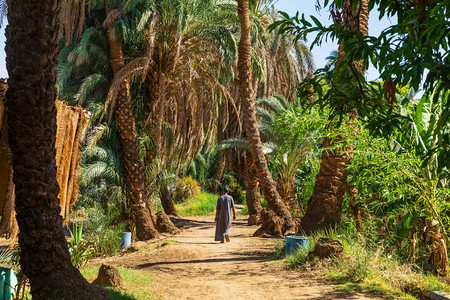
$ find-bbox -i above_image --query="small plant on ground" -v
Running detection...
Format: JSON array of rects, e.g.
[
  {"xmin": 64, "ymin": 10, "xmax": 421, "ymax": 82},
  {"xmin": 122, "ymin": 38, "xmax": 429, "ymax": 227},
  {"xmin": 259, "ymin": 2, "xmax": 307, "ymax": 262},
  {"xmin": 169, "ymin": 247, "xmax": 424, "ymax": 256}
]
[
  {"xmin": 280, "ymin": 225, "xmax": 450, "ymax": 299},
  {"xmin": 272, "ymin": 239, "xmax": 286, "ymax": 260},
  {"xmin": 68, "ymin": 223, "xmax": 93, "ymax": 269}
]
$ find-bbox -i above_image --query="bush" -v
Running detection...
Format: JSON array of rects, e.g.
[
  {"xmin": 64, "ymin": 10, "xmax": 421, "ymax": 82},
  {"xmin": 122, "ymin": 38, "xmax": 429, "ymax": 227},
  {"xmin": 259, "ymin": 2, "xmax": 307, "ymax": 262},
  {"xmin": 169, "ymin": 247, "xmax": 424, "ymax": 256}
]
[
  {"xmin": 174, "ymin": 176, "xmax": 201, "ymax": 203},
  {"xmin": 81, "ymin": 204, "xmax": 127, "ymax": 256},
  {"xmin": 68, "ymin": 223, "xmax": 93, "ymax": 269},
  {"xmin": 176, "ymin": 193, "xmax": 218, "ymax": 216},
  {"xmin": 280, "ymin": 225, "xmax": 450, "ymax": 298},
  {"xmin": 221, "ymin": 172, "xmax": 245, "ymax": 204}
]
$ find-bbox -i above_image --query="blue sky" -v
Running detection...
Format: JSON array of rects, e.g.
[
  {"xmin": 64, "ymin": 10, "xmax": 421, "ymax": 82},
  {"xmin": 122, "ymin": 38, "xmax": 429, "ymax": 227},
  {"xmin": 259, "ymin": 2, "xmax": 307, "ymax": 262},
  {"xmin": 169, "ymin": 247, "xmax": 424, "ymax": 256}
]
[
  {"xmin": 0, "ymin": 1, "xmax": 395, "ymax": 81},
  {"xmin": 274, "ymin": 0, "xmax": 396, "ymax": 81}
]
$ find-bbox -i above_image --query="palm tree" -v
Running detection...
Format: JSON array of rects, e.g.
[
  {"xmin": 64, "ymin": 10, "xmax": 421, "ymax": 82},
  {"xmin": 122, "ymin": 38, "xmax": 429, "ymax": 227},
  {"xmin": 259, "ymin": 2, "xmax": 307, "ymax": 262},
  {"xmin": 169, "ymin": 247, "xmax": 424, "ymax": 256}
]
[
  {"xmin": 217, "ymin": 0, "xmax": 314, "ymax": 215},
  {"xmin": 104, "ymin": 1, "xmax": 159, "ymax": 241},
  {"xmin": 103, "ymin": 0, "xmax": 240, "ymax": 214},
  {"xmin": 58, "ymin": 0, "xmax": 160, "ymax": 240},
  {"xmin": 238, "ymin": 0, "xmax": 295, "ymax": 235},
  {"xmin": 4, "ymin": 0, "xmax": 106, "ymax": 298},
  {"xmin": 301, "ymin": 0, "xmax": 369, "ymax": 234},
  {"xmin": 221, "ymin": 95, "xmax": 323, "ymax": 222}
]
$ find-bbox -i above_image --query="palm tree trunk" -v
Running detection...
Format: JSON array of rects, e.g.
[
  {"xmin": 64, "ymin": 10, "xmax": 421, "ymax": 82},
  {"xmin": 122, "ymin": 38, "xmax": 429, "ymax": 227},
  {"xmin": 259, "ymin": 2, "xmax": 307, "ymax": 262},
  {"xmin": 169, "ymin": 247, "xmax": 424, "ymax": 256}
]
[
  {"xmin": 237, "ymin": 0, "xmax": 294, "ymax": 235},
  {"xmin": 5, "ymin": 1, "xmax": 106, "ymax": 298},
  {"xmin": 214, "ymin": 153, "xmax": 226, "ymax": 189},
  {"xmin": 301, "ymin": 0, "xmax": 369, "ymax": 234},
  {"xmin": 106, "ymin": 11, "xmax": 159, "ymax": 241},
  {"xmin": 301, "ymin": 137, "xmax": 354, "ymax": 233},
  {"xmin": 244, "ymin": 153, "xmax": 262, "ymax": 225},
  {"xmin": 159, "ymin": 186, "xmax": 180, "ymax": 217}
]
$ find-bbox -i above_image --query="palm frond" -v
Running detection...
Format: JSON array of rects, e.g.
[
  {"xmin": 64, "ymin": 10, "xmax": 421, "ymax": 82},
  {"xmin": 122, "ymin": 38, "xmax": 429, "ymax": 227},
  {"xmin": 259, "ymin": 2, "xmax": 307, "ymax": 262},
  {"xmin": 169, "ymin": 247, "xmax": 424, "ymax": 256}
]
[{"xmin": 219, "ymin": 138, "xmax": 249, "ymax": 151}]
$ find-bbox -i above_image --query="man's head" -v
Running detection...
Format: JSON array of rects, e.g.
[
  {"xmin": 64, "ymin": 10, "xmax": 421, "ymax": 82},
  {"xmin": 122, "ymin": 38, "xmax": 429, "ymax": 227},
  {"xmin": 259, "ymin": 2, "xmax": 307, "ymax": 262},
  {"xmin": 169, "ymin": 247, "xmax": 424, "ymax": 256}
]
[{"xmin": 222, "ymin": 187, "xmax": 229, "ymax": 194}]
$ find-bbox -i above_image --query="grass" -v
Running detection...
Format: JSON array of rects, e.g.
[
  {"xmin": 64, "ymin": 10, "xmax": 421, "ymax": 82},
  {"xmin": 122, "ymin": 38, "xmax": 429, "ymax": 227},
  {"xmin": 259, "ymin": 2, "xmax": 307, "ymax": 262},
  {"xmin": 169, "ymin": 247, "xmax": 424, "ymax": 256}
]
[
  {"xmin": 238, "ymin": 197, "xmax": 269, "ymax": 215},
  {"xmin": 175, "ymin": 192, "xmax": 218, "ymax": 216},
  {"xmin": 81, "ymin": 265, "xmax": 159, "ymax": 300},
  {"xmin": 274, "ymin": 228, "xmax": 450, "ymax": 300},
  {"xmin": 159, "ymin": 240, "xmax": 176, "ymax": 247}
]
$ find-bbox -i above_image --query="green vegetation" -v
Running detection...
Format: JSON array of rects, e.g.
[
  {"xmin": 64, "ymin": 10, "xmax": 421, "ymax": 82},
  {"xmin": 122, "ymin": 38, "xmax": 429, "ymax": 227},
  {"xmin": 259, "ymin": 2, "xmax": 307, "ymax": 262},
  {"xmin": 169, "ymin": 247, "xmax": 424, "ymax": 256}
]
[
  {"xmin": 81, "ymin": 266, "xmax": 159, "ymax": 300},
  {"xmin": 239, "ymin": 198, "xmax": 269, "ymax": 215},
  {"xmin": 277, "ymin": 225, "xmax": 450, "ymax": 300},
  {"xmin": 175, "ymin": 193, "xmax": 219, "ymax": 216},
  {"xmin": 4, "ymin": 0, "xmax": 448, "ymax": 298},
  {"xmin": 72, "ymin": 204, "xmax": 127, "ymax": 257},
  {"xmin": 174, "ymin": 176, "xmax": 201, "ymax": 203},
  {"xmin": 68, "ymin": 223, "xmax": 93, "ymax": 269}
]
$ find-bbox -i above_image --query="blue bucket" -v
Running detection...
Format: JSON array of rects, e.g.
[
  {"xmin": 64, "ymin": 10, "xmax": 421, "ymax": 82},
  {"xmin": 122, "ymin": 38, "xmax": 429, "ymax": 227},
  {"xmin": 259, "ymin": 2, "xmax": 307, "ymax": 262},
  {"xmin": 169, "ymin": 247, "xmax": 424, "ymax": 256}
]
[
  {"xmin": 285, "ymin": 236, "xmax": 309, "ymax": 256},
  {"xmin": 119, "ymin": 232, "xmax": 132, "ymax": 249},
  {"xmin": 0, "ymin": 267, "xmax": 17, "ymax": 300}
]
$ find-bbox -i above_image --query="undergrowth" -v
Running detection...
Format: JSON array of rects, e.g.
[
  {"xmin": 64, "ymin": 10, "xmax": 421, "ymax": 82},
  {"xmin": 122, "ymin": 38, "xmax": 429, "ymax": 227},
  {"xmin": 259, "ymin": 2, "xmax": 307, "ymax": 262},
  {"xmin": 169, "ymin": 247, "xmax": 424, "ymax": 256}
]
[
  {"xmin": 278, "ymin": 228, "xmax": 450, "ymax": 300},
  {"xmin": 238, "ymin": 198, "xmax": 269, "ymax": 215},
  {"xmin": 175, "ymin": 192, "xmax": 218, "ymax": 216}
]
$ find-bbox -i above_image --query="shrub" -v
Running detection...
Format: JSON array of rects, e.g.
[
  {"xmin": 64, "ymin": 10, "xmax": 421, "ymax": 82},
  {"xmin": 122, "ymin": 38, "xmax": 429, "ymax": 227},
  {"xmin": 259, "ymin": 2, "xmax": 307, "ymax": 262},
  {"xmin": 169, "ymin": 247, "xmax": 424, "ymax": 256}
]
[
  {"xmin": 174, "ymin": 176, "xmax": 201, "ymax": 203},
  {"xmin": 68, "ymin": 223, "xmax": 93, "ymax": 269},
  {"xmin": 81, "ymin": 204, "xmax": 127, "ymax": 256},
  {"xmin": 221, "ymin": 173, "xmax": 245, "ymax": 204}
]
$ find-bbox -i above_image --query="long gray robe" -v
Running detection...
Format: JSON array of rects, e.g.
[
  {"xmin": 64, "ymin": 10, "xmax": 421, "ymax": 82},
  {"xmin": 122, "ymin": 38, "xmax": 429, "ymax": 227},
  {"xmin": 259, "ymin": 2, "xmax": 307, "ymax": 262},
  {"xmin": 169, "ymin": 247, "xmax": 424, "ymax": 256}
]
[{"xmin": 214, "ymin": 194, "xmax": 235, "ymax": 241}]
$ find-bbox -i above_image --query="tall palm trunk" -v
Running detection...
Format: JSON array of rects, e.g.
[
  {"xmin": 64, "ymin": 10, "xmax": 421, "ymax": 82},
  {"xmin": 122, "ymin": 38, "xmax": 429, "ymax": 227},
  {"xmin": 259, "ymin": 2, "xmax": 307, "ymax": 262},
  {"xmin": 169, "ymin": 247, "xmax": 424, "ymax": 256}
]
[
  {"xmin": 159, "ymin": 186, "xmax": 180, "ymax": 217},
  {"xmin": 106, "ymin": 12, "xmax": 159, "ymax": 241},
  {"xmin": 5, "ymin": 0, "xmax": 106, "ymax": 298},
  {"xmin": 301, "ymin": 0, "xmax": 369, "ymax": 234},
  {"xmin": 237, "ymin": 0, "xmax": 294, "ymax": 234},
  {"xmin": 214, "ymin": 151, "xmax": 226, "ymax": 194},
  {"xmin": 244, "ymin": 153, "xmax": 262, "ymax": 225}
]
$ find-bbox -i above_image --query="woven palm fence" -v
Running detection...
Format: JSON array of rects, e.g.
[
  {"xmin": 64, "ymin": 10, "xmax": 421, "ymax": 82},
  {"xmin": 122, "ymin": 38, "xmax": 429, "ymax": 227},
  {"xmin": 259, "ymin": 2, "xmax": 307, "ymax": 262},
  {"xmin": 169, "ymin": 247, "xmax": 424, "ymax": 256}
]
[{"xmin": 0, "ymin": 79, "xmax": 88, "ymax": 238}]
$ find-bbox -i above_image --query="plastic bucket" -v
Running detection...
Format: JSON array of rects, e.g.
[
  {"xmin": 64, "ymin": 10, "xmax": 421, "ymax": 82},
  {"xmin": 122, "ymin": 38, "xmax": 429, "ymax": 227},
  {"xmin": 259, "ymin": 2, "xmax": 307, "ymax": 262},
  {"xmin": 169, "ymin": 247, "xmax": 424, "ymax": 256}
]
[
  {"xmin": 285, "ymin": 236, "xmax": 309, "ymax": 256},
  {"xmin": 0, "ymin": 267, "xmax": 17, "ymax": 299},
  {"xmin": 119, "ymin": 232, "xmax": 132, "ymax": 249}
]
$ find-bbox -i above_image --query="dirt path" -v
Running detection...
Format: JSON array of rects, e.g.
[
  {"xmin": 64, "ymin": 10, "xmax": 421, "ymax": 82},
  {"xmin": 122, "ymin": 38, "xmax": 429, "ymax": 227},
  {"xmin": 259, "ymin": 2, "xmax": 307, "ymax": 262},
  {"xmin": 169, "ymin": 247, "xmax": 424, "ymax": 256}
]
[{"xmin": 93, "ymin": 215, "xmax": 384, "ymax": 300}]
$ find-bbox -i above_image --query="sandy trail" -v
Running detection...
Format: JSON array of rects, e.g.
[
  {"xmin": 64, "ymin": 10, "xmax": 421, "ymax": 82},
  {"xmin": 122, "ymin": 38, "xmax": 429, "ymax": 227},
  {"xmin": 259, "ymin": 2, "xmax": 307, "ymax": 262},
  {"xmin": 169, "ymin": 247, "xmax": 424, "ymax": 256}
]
[{"xmin": 93, "ymin": 215, "xmax": 384, "ymax": 300}]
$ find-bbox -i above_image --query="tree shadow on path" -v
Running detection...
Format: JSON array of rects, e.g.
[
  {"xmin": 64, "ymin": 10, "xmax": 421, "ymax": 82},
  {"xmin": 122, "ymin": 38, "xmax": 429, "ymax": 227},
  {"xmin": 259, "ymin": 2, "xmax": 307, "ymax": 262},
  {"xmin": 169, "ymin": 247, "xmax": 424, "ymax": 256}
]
[{"xmin": 135, "ymin": 255, "xmax": 267, "ymax": 269}]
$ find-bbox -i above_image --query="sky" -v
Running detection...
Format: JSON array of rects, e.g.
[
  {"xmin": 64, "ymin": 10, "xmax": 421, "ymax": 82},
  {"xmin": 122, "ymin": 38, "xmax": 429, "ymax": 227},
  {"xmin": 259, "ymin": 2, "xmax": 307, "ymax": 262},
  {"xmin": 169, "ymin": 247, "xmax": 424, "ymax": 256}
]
[
  {"xmin": 274, "ymin": 0, "xmax": 396, "ymax": 81},
  {"xmin": 0, "ymin": 1, "xmax": 396, "ymax": 81}
]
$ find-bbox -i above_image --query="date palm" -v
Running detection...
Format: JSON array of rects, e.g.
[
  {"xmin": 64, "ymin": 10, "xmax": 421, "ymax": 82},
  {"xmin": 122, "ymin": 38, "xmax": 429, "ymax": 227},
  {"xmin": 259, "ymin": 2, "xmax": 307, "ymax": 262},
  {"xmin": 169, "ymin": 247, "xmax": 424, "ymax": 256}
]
[
  {"xmin": 217, "ymin": 0, "xmax": 314, "ymax": 213},
  {"xmin": 221, "ymin": 95, "xmax": 323, "ymax": 222},
  {"xmin": 301, "ymin": 0, "xmax": 369, "ymax": 234},
  {"xmin": 102, "ymin": 0, "xmax": 239, "ymax": 215},
  {"xmin": 5, "ymin": 0, "xmax": 106, "ymax": 298},
  {"xmin": 58, "ymin": 0, "xmax": 160, "ymax": 240},
  {"xmin": 237, "ymin": 0, "xmax": 294, "ymax": 234}
]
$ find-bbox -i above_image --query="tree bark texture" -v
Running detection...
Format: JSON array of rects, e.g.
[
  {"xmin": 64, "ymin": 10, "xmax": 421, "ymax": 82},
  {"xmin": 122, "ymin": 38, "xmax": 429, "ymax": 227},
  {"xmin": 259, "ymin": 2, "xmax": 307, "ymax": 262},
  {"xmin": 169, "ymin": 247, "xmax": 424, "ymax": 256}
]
[
  {"xmin": 215, "ymin": 153, "xmax": 226, "ymax": 186},
  {"xmin": 106, "ymin": 13, "xmax": 159, "ymax": 241},
  {"xmin": 244, "ymin": 153, "xmax": 262, "ymax": 224},
  {"xmin": 5, "ymin": 1, "xmax": 106, "ymax": 298},
  {"xmin": 348, "ymin": 185, "xmax": 363, "ymax": 232},
  {"xmin": 159, "ymin": 186, "xmax": 180, "ymax": 217},
  {"xmin": 237, "ymin": 0, "xmax": 294, "ymax": 234},
  {"xmin": 301, "ymin": 0, "xmax": 369, "ymax": 235}
]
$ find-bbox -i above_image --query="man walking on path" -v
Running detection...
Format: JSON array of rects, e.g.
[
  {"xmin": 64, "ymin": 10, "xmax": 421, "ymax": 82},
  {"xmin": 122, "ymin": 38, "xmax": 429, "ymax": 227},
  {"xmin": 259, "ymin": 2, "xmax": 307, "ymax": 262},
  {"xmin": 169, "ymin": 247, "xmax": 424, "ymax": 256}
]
[{"xmin": 215, "ymin": 187, "xmax": 236, "ymax": 243}]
